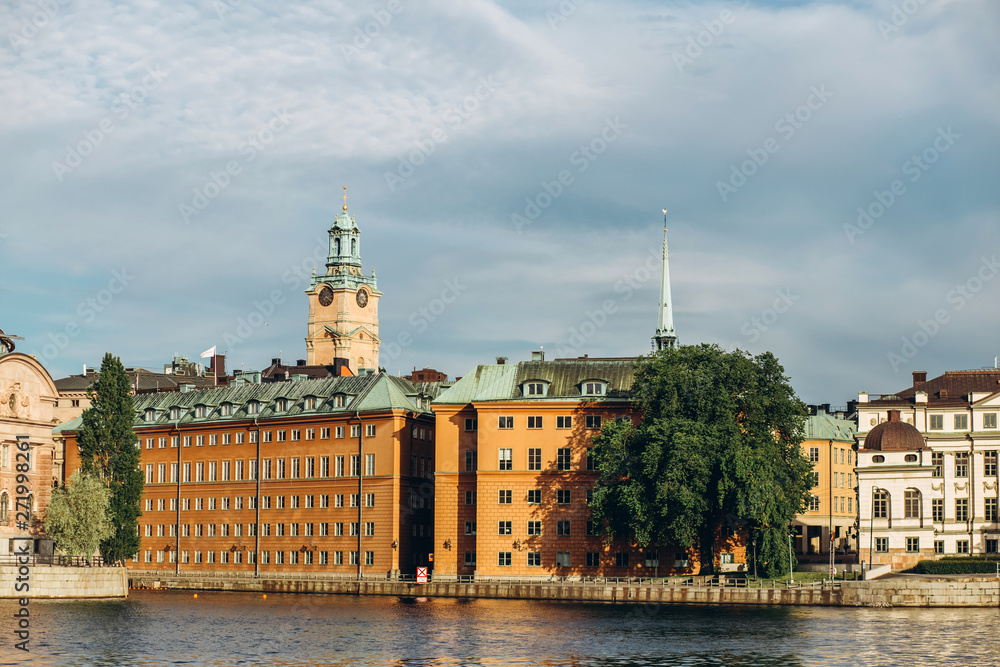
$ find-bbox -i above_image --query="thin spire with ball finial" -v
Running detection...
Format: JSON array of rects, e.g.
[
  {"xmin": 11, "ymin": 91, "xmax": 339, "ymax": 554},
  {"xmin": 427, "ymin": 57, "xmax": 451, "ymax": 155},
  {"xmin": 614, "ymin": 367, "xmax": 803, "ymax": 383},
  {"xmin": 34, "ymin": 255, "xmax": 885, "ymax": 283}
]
[{"xmin": 653, "ymin": 208, "xmax": 677, "ymax": 351}]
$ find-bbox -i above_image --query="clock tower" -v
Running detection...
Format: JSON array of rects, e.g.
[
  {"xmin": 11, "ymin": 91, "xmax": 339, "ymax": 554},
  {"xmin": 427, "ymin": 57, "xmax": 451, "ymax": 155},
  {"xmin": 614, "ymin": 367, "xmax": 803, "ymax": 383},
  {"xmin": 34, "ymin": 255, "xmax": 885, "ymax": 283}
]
[{"xmin": 304, "ymin": 188, "xmax": 381, "ymax": 373}]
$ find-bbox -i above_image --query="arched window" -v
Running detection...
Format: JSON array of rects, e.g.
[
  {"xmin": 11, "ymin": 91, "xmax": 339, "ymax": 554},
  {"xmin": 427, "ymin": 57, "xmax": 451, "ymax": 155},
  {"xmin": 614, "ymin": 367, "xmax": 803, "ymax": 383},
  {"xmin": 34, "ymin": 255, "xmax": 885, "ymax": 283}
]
[
  {"xmin": 351, "ymin": 238, "xmax": 357, "ymax": 256},
  {"xmin": 0, "ymin": 493, "xmax": 8, "ymax": 522},
  {"xmin": 904, "ymin": 489, "xmax": 921, "ymax": 518},
  {"xmin": 335, "ymin": 238, "xmax": 341, "ymax": 255},
  {"xmin": 873, "ymin": 491, "xmax": 889, "ymax": 519}
]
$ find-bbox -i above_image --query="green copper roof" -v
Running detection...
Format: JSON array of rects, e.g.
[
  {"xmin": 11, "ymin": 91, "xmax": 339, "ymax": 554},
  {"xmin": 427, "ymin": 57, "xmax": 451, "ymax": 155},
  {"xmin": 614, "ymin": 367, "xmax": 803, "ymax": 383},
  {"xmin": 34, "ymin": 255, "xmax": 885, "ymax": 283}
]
[
  {"xmin": 803, "ymin": 412, "xmax": 857, "ymax": 442},
  {"xmin": 434, "ymin": 358, "xmax": 637, "ymax": 405}
]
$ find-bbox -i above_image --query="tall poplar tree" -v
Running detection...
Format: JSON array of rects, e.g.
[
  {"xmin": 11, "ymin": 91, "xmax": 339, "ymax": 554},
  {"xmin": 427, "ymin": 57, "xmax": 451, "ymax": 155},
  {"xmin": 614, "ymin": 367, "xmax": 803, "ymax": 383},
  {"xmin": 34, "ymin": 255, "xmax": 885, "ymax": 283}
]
[
  {"xmin": 589, "ymin": 344, "xmax": 812, "ymax": 578},
  {"xmin": 77, "ymin": 353, "xmax": 143, "ymax": 565}
]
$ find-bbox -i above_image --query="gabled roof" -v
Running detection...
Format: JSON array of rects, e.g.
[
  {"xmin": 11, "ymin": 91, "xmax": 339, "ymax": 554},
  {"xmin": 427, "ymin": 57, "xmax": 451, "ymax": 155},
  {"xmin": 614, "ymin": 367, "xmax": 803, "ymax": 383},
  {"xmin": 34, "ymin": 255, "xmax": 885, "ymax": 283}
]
[{"xmin": 803, "ymin": 412, "xmax": 857, "ymax": 443}]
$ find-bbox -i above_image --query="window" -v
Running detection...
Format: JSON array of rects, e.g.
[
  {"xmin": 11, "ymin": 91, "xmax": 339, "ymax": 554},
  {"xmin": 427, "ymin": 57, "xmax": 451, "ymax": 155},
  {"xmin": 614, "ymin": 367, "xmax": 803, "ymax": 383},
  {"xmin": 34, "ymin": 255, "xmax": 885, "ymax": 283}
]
[
  {"xmin": 986, "ymin": 498, "xmax": 997, "ymax": 522},
  {"xmin": 498, "ymin": 416, "xmax": 513, "ymax": 429},
  {"xmin": 350, "ymin": 455, "xmax": 360, "ymax": 476},
  {"xmin": 498, "ymin": 521, "xmax": 512, "ymax": 535},
  {"xmin": 808, "ymin": 447, "xmax": 820, "ymax": 463},
  {"xmin": 261, "ymin": 432, "xmax": 270, "ymax": 444},
  {"xmin": 527, "ymin": 416, "xmax": 542, "ymax": 429},
  {"xmin": 615, "ymin": 552, "xmax": 630, "ymax": 567},
  {"xmin": 527, "ymin": 489, "xmax": 541, "ymax": 504},
  {"xmin": 932, "ymin": 498, "xmax": 944, "ymax": 522},
  {"xmin": 498, "ymin": 448, "xmax": 512, "ymax": 471},
  {"xmin": 557, "ymin": 489, "xmax": 571, "ymax": 504},
  {"xmin": 464, "ymin": 552, "xmax": 476, "ymax": 567},
  {"xmin": 956, "ymin": 453, "xmax": 969, "ymax": 478},
  {"xmin": 932, "ymin": 452, "xmax": 943, "ymax": 477},
  {"xmin": 586, "ymin": 415, "xmax": 602, "ymax": 429},
  {"xmin": 848, "ymin": 497, "xmax": 853, "ymax": 513},
  {"xmin": 557, "ymin": 521, "xmax": 571, "ymax": 536},
  {"xmin": 904, "ymin": 454, "xmax": 917, "ymax": 462},
  {"xmin": 582, "ymin": 552, "xmax": 598, "ymax": 567},
  {"xmin": 365, "ymin": 522, "xmax": 374, "ymax": 537},
  {"xmin": 552, "ymin": 416, "xmax": 572, "ymax": 430},
  {"xmin": 929, "ymin": 414, "xmax": 943, "ymax": 430},
  {"xmin": 986, "ymin": 413, "xmax": 998, "ymax": 429},
  {"xmin": 987, "ymin": 539, "xmax": 999, "ymax": 554},
  {"xmin": 873, "ymin": 491, "xmax": 887, "ymax": 518},
  {"xmin": 527, "ymin": 448, "xmax": 541, "ymax": 471},
  {"xmin": 644, "ymin": 551, "xmax": 659, "ymax": 568},
  {"xmin": 811, "ymin": 472, "xmax": 820, "ymax": 487},
  {"xmin": 335, "ymin": 494, "xmax": 344, "ymax": 508},
  {"xmin": 956, "ymin": 540, "xmax": 970, "ymax": 554},
  {"xmin": 350, "ymin": 493, "xmax": 359, "ymax": 508},
  {"xmin": 875, "ymin": 537, "xmax": 888, "ymax": 553},
  {"xmin": 905, "ymin": 537, "xmax": 920, "ymax": 553},
  {"xmin": 465, "ymin": 451, "xmax": 477, "ymax": 472},
  {"xmin": 465, "ymin": 491, "xmax": 476, "ymax": 505},
  {"xmin": 320, "ymin": 457, "xmax": 329, "ymax": 477},
  {"xmin": 526, "ymin": 382, "xmax": 544, "ymax": 395},
  {"xmin": 498, "ymin": 552, "xmax": 512, "ymax": 567},
  {"xmin": 365, "ymin": 493, "xmax": 374, "ymax": 508},
  {"xmin": 954, "ymin": 414, "xmax": 968, "ymax": 430},
  {"xmin": 349, "ymin": 522, "xmax": 359, "ymax": 537},
  {"xmin": 365, "ymin": 454, "xmax": 375, "ymax": 476},
  {"xmin": 556, "ymin": 552, "xmax": 571, "ymax": 567},
  {"xmin": 365, "ymin": 424, "xmax": 376, "ymax": 438},
  {"xmin": 557, "ymin": 448, "xmax": 572, "ymax": 471},
  {"xmin": 956, "ymin": 498, "xmax": 969, "ymax": 522},
  {"xmin": 720, "ymin": 552, "xmax": 733, "ymax": 564},
  {"xmin": 904, "ymin": 490, "xmax": 920, "ymax": 518},
  {"xmin": 334, "ymin": 523, "xmax": 343, "ymax": 536},
  {"xmin": 306, "ymin": 457, "xmax": 315, "ymax": 478},
  {"xmin": 527, "ymin": 521, "xmax": 541, "ymax": 536},
  {"xmin": 464, "ymin": 418, "xmax": 478, "ymax": 431},
  {"xmin": 351, "ymin": 425, "xmax": 361, "ymax": 438},
  {"xmin": 986, "ymin": 451, "xmax": 998, "ymax": 477},
  {"xmin": 499, "ymin": 490, "xmax": 512, "ymax": 504},
  {"xmin": 934, "ymin": 540, "xmax": 944, "ymax": 554},
  {"xmin": 335, "ymin": 456, "xmax": 344, "ymax": 477},
  {"xmin": 527, "ymin": 551, "xmax": 541, "ymax": 567},
  {"xmin": 584, "ymin": 382, "xmax": 604, "ymax": 395},
  {"xmin": 872, "ymin": 455, "xmax": 885, "ymax": 463},
  {"xmin": 809, "ymin": 495, "xmax": 820, "ymax": 512},
  {"xmin": 465, "ymin": 522, "xmax": 476, "ymax": 536}
]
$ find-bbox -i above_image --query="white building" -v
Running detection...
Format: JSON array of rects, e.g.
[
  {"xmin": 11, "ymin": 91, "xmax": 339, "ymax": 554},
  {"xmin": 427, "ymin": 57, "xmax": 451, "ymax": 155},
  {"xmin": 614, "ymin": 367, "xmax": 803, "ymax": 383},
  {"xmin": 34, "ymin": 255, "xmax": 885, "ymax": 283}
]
[{"xmin": 856, "ymin": 370, "xmax": 1000, "ymax": 570}]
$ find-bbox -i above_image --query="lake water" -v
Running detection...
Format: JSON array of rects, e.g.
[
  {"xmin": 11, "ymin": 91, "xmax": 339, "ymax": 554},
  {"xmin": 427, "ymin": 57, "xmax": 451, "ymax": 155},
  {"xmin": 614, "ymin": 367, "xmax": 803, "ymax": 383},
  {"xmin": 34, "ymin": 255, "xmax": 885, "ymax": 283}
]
[{"xmin": 1, "ymin": 591, "xmax": 997, "ymax": 666}]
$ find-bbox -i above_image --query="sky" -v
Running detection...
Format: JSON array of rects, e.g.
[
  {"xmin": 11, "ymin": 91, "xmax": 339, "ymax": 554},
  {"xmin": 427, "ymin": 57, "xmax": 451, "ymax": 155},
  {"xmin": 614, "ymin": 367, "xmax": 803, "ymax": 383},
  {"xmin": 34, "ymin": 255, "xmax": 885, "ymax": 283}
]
[{"xmin": 2, "ymin": 0, "xmax": 998, "ymax": 406}]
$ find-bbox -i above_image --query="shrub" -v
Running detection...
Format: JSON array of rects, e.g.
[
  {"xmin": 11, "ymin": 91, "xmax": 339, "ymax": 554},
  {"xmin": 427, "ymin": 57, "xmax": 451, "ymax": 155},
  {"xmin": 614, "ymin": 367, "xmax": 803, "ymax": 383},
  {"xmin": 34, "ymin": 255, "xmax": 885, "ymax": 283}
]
[{"xmin": 913, "ymin": 559, "xmax": 1000, "ymax": 574}]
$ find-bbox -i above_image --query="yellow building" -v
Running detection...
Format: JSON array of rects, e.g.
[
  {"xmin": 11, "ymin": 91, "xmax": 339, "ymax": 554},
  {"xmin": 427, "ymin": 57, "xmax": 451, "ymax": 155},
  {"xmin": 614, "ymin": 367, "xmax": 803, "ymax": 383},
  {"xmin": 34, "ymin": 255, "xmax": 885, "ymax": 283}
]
[{"xmin": 793, "ymin": 407, "xmax": 858, "ymax": 558}]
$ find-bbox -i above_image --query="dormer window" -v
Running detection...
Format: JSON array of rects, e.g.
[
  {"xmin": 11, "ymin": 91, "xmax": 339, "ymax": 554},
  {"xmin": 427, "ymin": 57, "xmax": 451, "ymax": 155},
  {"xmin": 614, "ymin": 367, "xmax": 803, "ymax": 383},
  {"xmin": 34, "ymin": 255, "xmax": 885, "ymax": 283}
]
[
  {"xmin": 582, "ymin": 381, "xmax": 606, "ymax": 396},
  {"xmin": 221, "ymin": 403, "xmax": 232, "ymax": 417},
  {"xmin": 275, "ymin": 399, "xmax": 287, "ymax": 412},
  {"xmin": 526, "ymin": 383, "xmax": 544, "ymax": 396},
  {"xmin": 144, "ymin": 409, "xmax": 156, "ymax": 422},
  {"xmin": 304, "ymin": 397, "xmax": 316, "ymax": 410},
  {"xmin": 247, "ymin": 401, "xmax": 260, "ymax": 415},
  {"xmin": 169, "ymin": 407, "xmax": 181, "ymax": 420},
  {"xmin": 334, "ymin": 395, "xmax": 346, "ymax": 408},
  {"xmin": 195, "ymin": 405, "xmax": 207, "ymax": 419}
]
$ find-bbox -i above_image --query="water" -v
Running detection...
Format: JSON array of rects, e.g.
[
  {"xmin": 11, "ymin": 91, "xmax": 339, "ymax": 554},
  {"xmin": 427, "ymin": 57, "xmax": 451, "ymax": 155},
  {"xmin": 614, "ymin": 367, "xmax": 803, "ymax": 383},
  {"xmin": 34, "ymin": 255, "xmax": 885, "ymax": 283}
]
[{"xmin": 1, "ymin": 591, "xmax": 998, "ymax": 666}]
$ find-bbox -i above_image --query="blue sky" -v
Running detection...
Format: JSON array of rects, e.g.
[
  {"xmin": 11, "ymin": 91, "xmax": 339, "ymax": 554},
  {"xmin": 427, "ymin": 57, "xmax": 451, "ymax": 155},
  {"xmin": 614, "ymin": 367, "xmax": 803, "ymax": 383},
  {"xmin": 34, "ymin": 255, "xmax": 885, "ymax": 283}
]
[{"xmin": 2, "ymin": 0, "xmax": 997, "ymax": 405}]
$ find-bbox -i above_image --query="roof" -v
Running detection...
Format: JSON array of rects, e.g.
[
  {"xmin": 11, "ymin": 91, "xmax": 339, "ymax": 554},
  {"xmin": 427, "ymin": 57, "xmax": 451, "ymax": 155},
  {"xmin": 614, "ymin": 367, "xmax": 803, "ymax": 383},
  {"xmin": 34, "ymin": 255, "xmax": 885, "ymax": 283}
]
[
  {"xmin": 803, "ymin": 412, "xmax": 857, "ymax": 442},
  {"xmin": 870, "ymin": 369, "xmax": 1000, "ymax": 408},
  {"xmin": 862, "ymin": 412, "xmax": 925, "ymax": 451},
  {"xmin": 54, "ymin": 369, "xmax": 216, "ymax": 394},
  {"xmin": 434, "ymin": 358, "xmax": 637, "ymax": 405},
  {"xmin": 54, "ymin": 373, "xmax": 433, "ymax": 434}
]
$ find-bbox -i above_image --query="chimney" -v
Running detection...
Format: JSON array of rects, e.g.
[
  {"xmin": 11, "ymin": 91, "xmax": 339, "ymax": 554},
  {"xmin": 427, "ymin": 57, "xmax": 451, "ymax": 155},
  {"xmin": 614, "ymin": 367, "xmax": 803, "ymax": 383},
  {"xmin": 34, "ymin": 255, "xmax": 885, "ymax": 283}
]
[
  {"xmin": 297, "ymin": 359, "xmax": 307, "ymax": 366},
  {"xmin": 820, "ymin": 403, "xmax": 830, "ymax": 414},
  {"xmin": 496, "ymin": 356, "xmax": 507, "ymax": 365},
  {"xmin": 913, "ymin": 370, "xmax": 927, "ymax": 386},
  {"xmin": 531, "ymin": 350, "xmax": 545, "ymax": 362},
  {"xmin": 888, "ymin": 409, "xmax": 901, "ymax": 422}
]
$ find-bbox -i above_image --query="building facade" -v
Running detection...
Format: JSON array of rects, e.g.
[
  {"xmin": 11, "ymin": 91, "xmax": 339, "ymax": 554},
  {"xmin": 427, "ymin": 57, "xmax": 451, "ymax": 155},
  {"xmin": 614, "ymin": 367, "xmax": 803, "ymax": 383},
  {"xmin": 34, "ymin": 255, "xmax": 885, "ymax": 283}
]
[
  {"xmin": 431, "ymin": 354, "xmax": 744, "ymax": 580},
  {"xmin": 0, "ymin": 352, "xmax": 60, "ymax": 552},
  {"xmin": 57, "ymin": 373, "xmax": 436, "ymax": 575},
  {"xmin": 304, "ymin": 191, "xmax": 381, "ymax": 372},
  {"xmin": 793, "ymin": 408, "xmax": 858, "ymax": 557},
  {"xmin": 857, "ymin": 369, "xmax": 1000, "ymax": 569}
]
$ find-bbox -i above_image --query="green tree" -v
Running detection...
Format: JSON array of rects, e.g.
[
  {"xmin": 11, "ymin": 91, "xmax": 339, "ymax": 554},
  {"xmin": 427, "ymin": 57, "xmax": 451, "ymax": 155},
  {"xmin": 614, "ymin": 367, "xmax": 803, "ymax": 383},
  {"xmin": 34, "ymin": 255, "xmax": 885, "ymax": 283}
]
[
  {"xmin": 589, "ymin": 344, "xmax": 812, "ymax": 578},
  {"xmin": 77, "ymin": 353, "xmax": 143, "ymax": 565},
  {"xmin": 44, "ymin": 471, "xmax": 115, "ymax": 560}
]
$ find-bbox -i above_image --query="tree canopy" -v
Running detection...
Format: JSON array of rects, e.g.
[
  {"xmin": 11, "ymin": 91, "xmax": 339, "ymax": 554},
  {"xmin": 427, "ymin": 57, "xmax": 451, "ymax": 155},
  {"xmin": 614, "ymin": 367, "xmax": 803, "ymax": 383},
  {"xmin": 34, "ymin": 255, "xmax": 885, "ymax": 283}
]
[
  {"xmin": 589, "ymin": 344, "xmax": 812, "ymax": 578},
  {"xmin": 77, "ymin": 353, "xmax": 143, "ymax": 565},
  {"xmin": 44, "ymin": 471, "xmax": 115, "ymax": 560}
]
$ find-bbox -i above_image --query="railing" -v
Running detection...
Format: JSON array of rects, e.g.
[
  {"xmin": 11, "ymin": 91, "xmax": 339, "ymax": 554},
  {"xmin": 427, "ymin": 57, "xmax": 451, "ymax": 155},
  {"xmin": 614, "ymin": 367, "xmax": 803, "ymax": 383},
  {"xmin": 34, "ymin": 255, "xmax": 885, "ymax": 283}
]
[{"xmin": 0, "ymin": 554, "xmax": 108, "ymax": 567}]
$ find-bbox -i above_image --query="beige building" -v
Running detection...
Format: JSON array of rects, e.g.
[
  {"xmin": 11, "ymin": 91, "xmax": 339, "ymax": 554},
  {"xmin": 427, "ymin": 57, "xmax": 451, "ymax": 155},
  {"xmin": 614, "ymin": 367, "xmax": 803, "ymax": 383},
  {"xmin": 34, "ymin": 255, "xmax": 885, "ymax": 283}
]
[{"xmin": 0, "ymin": 352, "xmax": 61, "ymax": 551}]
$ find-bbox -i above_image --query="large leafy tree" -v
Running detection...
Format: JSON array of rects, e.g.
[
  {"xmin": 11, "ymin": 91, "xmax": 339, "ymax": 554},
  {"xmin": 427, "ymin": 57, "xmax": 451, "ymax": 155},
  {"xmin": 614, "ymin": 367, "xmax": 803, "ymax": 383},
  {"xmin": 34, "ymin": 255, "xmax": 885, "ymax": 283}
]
[
  {"xmin": 44, "ymin": 471, "xmax": 115, "ymax": 560},
  {"xmin": 590, "ymin": 344, "xmax": 812, "ymax": 578},
  {"xmin": 77, "ymin": 353, "xmax": 143, "ymax": 565}
]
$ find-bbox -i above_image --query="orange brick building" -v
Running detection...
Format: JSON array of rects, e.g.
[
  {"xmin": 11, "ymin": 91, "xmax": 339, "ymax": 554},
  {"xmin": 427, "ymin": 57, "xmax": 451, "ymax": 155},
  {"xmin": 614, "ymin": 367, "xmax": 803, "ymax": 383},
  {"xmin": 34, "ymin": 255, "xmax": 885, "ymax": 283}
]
[
  {"xmin": 56, "ymin": 373, "xmax": 437, "ymax": 576},
  {"xmin": 432, "ymin": 354, "xmax": 744, "ymax": 580}
]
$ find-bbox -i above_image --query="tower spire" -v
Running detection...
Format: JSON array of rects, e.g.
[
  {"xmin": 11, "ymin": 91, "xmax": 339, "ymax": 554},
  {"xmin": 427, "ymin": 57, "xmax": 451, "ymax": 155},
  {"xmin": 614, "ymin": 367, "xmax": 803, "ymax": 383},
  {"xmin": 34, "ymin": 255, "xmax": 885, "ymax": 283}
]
[{"xmin": 653, "ymin": 208, "xmax": 677, "ymax": 352}]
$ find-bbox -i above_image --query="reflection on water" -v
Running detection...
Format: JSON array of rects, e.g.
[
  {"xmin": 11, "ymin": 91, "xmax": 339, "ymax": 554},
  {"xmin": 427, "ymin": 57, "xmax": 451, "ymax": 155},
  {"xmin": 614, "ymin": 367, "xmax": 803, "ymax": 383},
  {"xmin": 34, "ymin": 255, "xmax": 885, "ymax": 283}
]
[{"xmin": 1, "ymin": 591, "xmax": 999, "ymax": 666}]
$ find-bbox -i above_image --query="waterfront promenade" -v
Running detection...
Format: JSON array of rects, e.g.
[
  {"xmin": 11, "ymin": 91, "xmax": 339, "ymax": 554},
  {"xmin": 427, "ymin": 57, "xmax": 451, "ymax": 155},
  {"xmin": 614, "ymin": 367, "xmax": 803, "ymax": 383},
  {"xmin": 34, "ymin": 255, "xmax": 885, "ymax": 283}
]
[{"xmin": 127, "ymin": 570, "xmax": 1000, "ymax": 608}]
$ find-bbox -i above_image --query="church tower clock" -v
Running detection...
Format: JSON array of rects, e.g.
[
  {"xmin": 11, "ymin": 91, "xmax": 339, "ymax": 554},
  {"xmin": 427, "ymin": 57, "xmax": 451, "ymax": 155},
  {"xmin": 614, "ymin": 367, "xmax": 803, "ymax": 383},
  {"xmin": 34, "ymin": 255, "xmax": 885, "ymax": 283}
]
[{"xmin": 304, "ymin": 187, "xmax": 381, "ymax": 373}]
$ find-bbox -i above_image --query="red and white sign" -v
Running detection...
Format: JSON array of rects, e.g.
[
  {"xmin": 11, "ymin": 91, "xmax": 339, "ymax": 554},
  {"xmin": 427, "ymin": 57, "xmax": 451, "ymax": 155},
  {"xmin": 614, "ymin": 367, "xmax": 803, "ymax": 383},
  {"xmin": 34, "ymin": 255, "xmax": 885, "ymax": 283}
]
[{"xmin": 417, "ymin": 566, "xmax": 428, "ymax": 583}]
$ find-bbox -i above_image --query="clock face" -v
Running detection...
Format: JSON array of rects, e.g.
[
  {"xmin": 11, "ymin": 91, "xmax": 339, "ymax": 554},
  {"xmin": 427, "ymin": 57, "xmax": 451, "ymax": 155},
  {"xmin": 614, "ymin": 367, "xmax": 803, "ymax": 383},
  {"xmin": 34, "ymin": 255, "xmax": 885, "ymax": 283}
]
[
  {"xmin": 318, "ymin": 286, "xmax": 334, "ymax": 307},
  {"xmin": 356, "ymin": 288, "xmax": 368, "ymax": 308}
]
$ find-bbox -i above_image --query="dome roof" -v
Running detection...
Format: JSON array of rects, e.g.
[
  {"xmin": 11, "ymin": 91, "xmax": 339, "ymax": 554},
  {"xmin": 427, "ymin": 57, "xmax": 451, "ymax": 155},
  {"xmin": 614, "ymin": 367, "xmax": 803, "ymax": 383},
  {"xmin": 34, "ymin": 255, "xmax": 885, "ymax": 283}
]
[{"xmin": 863, "ymin": 411, "xmax": 924, "ymax": 451}]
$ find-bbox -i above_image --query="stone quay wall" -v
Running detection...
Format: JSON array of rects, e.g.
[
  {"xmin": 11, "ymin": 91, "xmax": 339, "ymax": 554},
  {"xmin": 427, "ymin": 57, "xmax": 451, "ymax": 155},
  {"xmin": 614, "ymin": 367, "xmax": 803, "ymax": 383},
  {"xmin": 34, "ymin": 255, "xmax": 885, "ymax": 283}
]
[
  {"xmin": 127, "ymin": 574, "xmax": 1000, "ymax": 607},
  {"xmin": 1, "ymin": 566, "xmax": 127, "ymax": 599}
]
